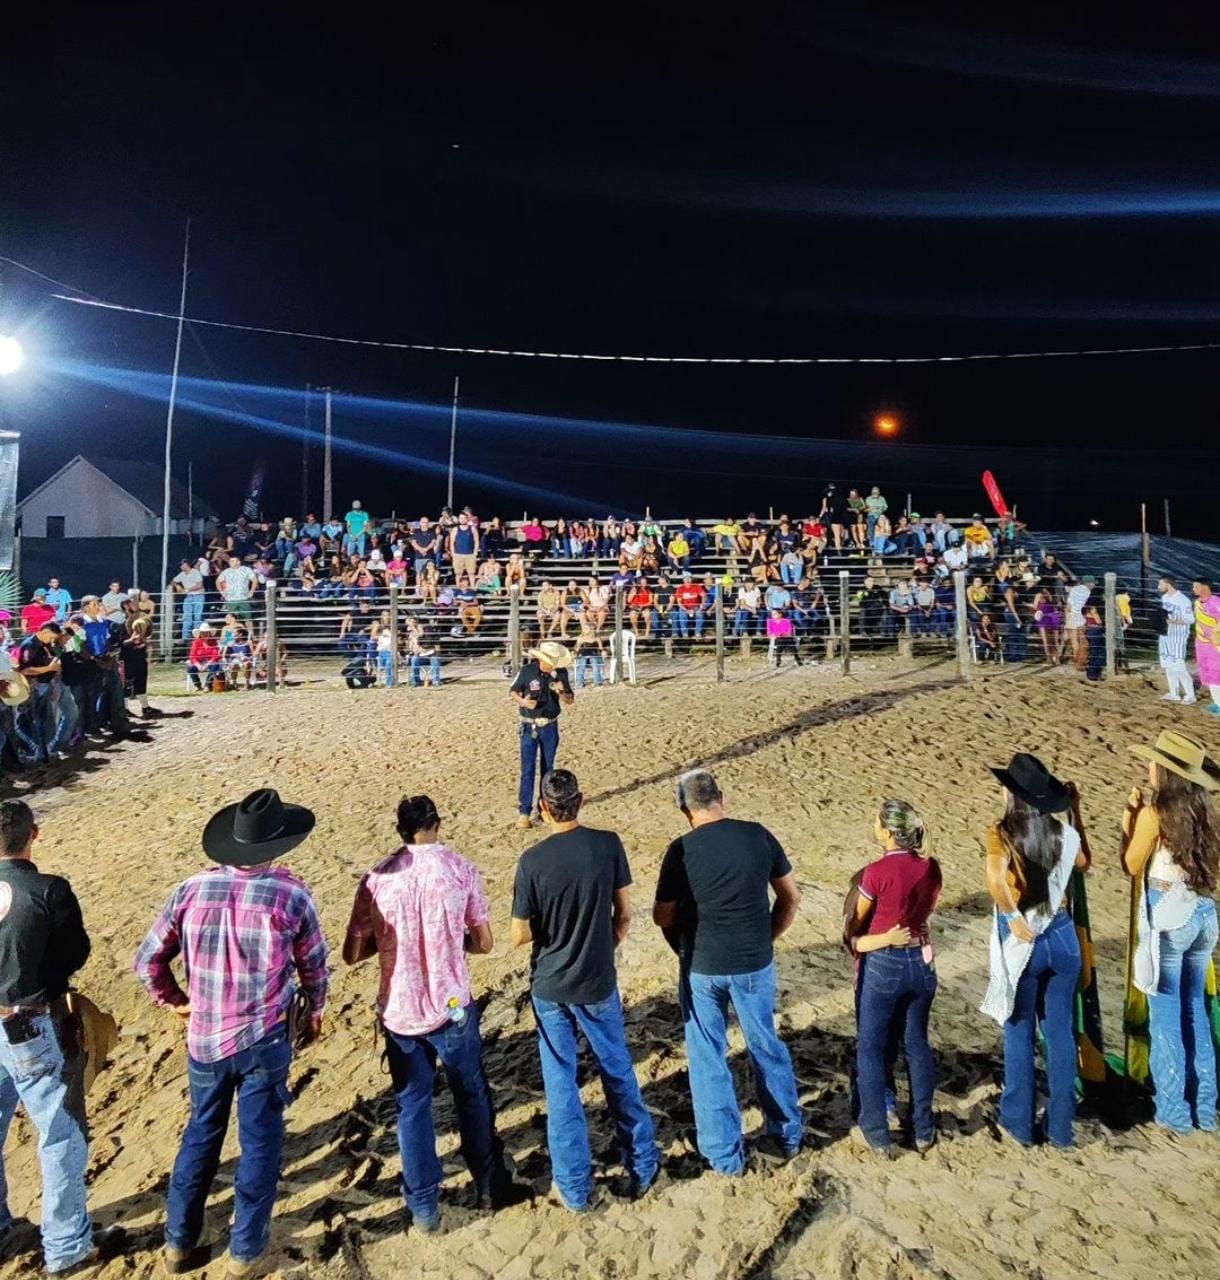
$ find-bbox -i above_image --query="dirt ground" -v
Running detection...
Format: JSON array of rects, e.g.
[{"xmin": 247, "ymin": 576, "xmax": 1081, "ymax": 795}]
[{"xmin": 3, "ymin": 656, "xmax": 1219, "ymax": 1280}]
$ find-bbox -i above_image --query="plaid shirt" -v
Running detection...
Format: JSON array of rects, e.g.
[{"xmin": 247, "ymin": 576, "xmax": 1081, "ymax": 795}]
[{"xmin": 134, "ymin": 865, "xmax": 329, "ymax": 1064}]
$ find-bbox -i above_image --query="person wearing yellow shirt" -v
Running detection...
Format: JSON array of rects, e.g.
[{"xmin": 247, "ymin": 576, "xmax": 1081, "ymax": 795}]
[
  {"xmin": 712, "ymin": 517, "xmax": 741, "ymax": 553},
  {"xmin": 666, "ymin": 531, "xmax": 690, "ymax": 572}
]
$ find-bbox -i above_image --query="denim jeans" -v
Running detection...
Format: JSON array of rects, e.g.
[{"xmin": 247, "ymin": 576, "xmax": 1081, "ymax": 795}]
[
  {"xmin": 675, "ymin": 608, "xmax": 704, "ymax": 640},
  {"xmin": 343, "ymin": 534, "xmax": 367, "ymax": 558},
  {"xmin": 680, "ymin": 963, "xmax": 803, "ymax": 1173},
  {"xmin": 856, "ymin": 949, "xmax": 937, "ymax": 1148},
  {"xmin": 1148, "ymin": 892, "xmax": 1219, "ymax": 1133},
  {"xmin": 409, "ymin": 655, "xmax": 442, "ymax": 687},
  {"xmin": 1003, "ymin": 616, "xmax": 1028, "ymax": 662},
  {"xmin": 0, "ymin": 1012, "xmax": 91, "ymax": 1272},
  {"xmin": 13, "ymin": 681, "xmax": 56, "ymax": 763},
  {"xmin": 532, "ymin": 990, "xmax": 659, "ymax": 1208},
  {"xmin": 384, "ymin": 1004, "xmax": 506, "ymax": 1221},
  {"xmin": 518, "ymin": 720, "xmax": 559, "ymax": 816},
  {"xmin": 377, "ymin": 650, "xmax": 396, "ymax": 686},
  {"xmin": 1000, "ymin": 910, "xmax": 1080, "ymax": 1147},
  {"xmin": 780, "ymin": 562, "xmax": 801, "ymax": 586},
  {"xmin": 166, "ymin": 1027, "xmax": 292, "ymax": 1264},
  {"xmin": 733, "ymin": 609, "xmax": 760, "ymax": 638},
  {"xmin": 574, "ymin": 654, "xmax": 603, "ymax": 688},
  {"xmin": 181, "ymin": 592, "xmax": 204, "ymax": 641}
]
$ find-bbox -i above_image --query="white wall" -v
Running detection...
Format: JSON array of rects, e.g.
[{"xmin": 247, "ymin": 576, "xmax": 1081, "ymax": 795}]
[{"xmin": 19, "ymin": 462, "xmax": 156, "ymax": 537}]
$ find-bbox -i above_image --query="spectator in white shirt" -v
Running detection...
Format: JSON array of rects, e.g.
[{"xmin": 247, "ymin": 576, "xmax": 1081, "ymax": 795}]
[
  {"xmin": 943, "ymin": 544, "xmax": 968, "ymax": 574},
  {"xmin": 216, "ymin": 555, "xmax": 257, "ymax": 624},
  {"xmin": 1064, "ymin": 577, "xmax": 1093, "ymax": 670},
  {"xmin": 171, "ymin": 558, "xmax": 207, "ymax": 641},
  {"xmin": 1157, "ymin": 575, "xmax": 1196, "ymax": 703}
]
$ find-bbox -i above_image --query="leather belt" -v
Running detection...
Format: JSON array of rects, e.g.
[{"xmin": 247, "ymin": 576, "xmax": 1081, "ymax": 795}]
[{"xmin": 0, "ymin": 1002, "xmax": 48, "ymax": 1019}]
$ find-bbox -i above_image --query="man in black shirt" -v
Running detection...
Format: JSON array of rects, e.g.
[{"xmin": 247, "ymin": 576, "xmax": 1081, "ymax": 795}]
[
  {"xmin": 509, "ymin": 641, "xmax": 574, "ymax": 830},
  {"xmin": 510, "ymin": 770, "xmax": 659, "ymax": 1211},
  {"xmin": 653, "ymin": 769, "xmax": 803, "ymax": 1174},
  {"xmin": 14, "ymin": 622, "xmax": 63, "ymax": 765},
  {"xmin": 0, "ymin": 801, "xmax": 97, "ymax": 1272}
]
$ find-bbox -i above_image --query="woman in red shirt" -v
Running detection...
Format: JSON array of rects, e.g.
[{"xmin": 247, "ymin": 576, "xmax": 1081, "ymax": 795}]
[
  {"xmin": 187, "ymin": 625, "xmax": 222, "ymax": 691},
  {"xmin": 845, "ymin": 799, "xmax": 942, "ymax": 1155},
  {"xmin": 627, "ymin": 580, "xmax": 654, "ymax": 638}
]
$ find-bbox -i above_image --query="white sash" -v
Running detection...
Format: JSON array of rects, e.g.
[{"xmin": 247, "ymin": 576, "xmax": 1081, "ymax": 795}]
[{"xmin": 1133, "ymin": 869, "xmax": 1197, "ymax": 996}]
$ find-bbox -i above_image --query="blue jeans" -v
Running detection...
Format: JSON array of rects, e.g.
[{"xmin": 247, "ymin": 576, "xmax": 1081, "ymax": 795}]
[
  {"xmin": 575, "ymin": 654, "xmax": 603, "ymax": 688},
  {"xmin": 181, "ymin": 592, "xmax": 204, "ymax": 641},
  {"xmin": 343, "ymin": 533, "xmax": 367, "ymax": 558},
  {"xmin": 0, "ymin": 1012, "xmax": 91, "ymax": 1272},
  {"xmin": 13, "ymin": 682, "xmax": 57, "ymax": 763},
  {"xmin": 166, "ymin": 1027, "xmax": 292, "ymax": 1264},
  {"xmin": 856, "ymin": 949, "xmax": 937, "ymax": 1148},
  {"xmin": 872, "ymin": 536, "xmax": 896, "ymax": 555},
  {"xmin": 384, "ymin": 1005, "xmax": 505, "ymax": 1221},
  {"xmin": 409, "ymin": 655, "xmax": 441, "ymax": 686},
  {"xmin": 733, "ymin": 609, "xmax": 760, "ymax": 638},
  {"xmin": 518, "ymin": 720, "xmax": 559, "ymax": 817},
  {"xmin": 377, "ymin": 650, "xmax": 395, "ymax": 686},
  {"xmin": 1003, "ymin": 616, "xmax": 1028, "ymax": 662},
  {"xmin": 675, "ymin": 608, "xmax": 704, "ymax": 640},
  {"xmin": 532, "ymin": 990, "xmax": 659, "ymax": 1208},
  {"xmin": 680, "ymin": 963, "xmax": 802, "ymax": 1174},
  {"xmin": 1000, "ymin": 910, "xmax": 1080, "ymax": 1147},
  {"xmin": 1148, "ymin": 892, "xmax": 1219, "ymax": 1133},
  {"xmin": 780, "ymin": 562, "xmax": 801, "ymax": 586}
]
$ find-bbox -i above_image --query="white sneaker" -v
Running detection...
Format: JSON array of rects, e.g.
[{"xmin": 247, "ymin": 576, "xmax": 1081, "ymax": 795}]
[
  {"xmin": 1162, "ymin": 693, "xmax": 1182, "ymax": 702},
  {"xmin": 1183, "ymin": 697, "xmax": 1198, "ymax": 706}
]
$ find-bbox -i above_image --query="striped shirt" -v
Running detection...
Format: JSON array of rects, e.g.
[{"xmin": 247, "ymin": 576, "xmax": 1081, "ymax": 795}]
[
  {"xmin": 1159, "ymin": 590, "xmax": 1193, "ymax": 663},
  {"xmin": 134, "ymin": 865, "xmax": 329, "ymax": 1064}
]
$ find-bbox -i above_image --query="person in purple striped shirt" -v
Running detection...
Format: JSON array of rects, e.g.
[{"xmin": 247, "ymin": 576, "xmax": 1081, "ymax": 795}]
[{"xmin": 134, "ymin": 789, "xmax": 328, "ymax": 1280}]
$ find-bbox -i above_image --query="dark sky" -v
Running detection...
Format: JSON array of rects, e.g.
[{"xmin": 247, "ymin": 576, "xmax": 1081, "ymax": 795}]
[{"xmin": 2, "ymin": 3, "xmax": 1219, "ymax": 531}]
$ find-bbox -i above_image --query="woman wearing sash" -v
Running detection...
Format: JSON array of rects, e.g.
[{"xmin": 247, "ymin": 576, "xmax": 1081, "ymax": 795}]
[
  {"xmin": 1122, "ymin": 730, "xmax": 1220, "ymax": 1134},
  {"xmin": 981, "ymin": 754, "xmax": 1089, "ymax": 1148}
]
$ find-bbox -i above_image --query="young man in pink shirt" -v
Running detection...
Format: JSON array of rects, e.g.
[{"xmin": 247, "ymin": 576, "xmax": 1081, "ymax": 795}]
[{"xmin": 343, "ymin": 796, "xmax": 523, "ymax": 1232}]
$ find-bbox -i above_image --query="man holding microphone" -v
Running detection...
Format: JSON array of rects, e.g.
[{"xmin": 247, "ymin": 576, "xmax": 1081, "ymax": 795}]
[{"xmin": 509, "ymin": 641, "xmax": 574, "ymax": 830}]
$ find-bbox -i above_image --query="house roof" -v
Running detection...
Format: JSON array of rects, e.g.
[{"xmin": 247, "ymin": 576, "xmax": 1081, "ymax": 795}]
[{"xmin": 18, "ymin": 454, "xmax": 219, "ymax": 521}]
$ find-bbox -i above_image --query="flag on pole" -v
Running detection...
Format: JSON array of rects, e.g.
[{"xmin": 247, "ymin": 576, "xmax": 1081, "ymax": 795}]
[{"xmin": 982, "ymin": 470, "xmax": 1009, "ymax": 520}]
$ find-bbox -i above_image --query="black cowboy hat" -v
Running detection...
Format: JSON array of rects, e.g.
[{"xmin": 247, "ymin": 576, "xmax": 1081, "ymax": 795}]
[
  {"xmin": 990, "ymin": 753, "xmax": 1072, "ymax": 814},
  {"xmin": 202, "ymin": 788, "xmax": 316, "ymax": 866}
]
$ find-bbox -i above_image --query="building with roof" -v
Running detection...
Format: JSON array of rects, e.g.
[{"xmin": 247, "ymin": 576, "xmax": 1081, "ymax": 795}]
[{"xmin": 16, "ymin": 454, "xmax": 218, "ymax": 539}]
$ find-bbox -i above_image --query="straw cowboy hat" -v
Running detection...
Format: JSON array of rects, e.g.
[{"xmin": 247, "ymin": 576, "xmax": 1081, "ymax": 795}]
[
  {"xmin": 202, "ymin": 788, "xmax": 316, "ymax": 866},
  {"xmin": 990, "ymin": 752, "xmax": 1073, "ymax": 814},
  {"xmin": 1131, "ymin": 730, "xmax": 1220, "ymax": 792},
  {"xmin": 526, "ymin": 641, "xmax": 573, "ymax": 670},
  {"xmin": 0, "ymin": 670, "xmax": 31, "ymax": 708}
]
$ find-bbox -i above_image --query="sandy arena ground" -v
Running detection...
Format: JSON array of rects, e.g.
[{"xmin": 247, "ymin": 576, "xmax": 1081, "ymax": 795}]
[{"xmin": 3, "ymin": 655, "xmax": 1220, "ymax": 1280}]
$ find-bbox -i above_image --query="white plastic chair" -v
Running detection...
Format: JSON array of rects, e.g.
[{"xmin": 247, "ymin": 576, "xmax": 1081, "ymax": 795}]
[{"xmin": 608, "ymin": 629, "xmax": 637, "ymax": 684}]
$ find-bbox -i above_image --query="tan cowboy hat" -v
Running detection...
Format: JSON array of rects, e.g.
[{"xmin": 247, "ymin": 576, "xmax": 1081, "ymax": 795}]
[
  {"xmin": 0, "ymin": 670, "xmax": 31, "ymax": 708},
  {"xmin": 527, "ymin": 640, "xmax": 573, "ymax": 670},
  {"xmin": 1131, "ymin": 730, "xmax": 1220, "ymax": 792}
]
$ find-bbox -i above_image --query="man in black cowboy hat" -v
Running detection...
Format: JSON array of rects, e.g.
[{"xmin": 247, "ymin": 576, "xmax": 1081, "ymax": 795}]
[
  {"xmin": 135, "ymin": 790, "xmax": 328, "ymax": 1279},
  {"xmin": 509, "ymin": 641, "xmax": 574, "ymax": 830}
]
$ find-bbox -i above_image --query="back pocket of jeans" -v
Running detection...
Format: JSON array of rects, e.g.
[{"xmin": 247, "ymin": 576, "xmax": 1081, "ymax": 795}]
[{"xmin": 9, "ymin": 1018, "xmax": 61, "ymax": 1083}]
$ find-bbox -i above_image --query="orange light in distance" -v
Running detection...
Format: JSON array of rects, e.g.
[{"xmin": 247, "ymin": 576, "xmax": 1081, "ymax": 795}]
[{"xmin": 874, "ymin": 414, "xmax": 900, "ymax": 437}]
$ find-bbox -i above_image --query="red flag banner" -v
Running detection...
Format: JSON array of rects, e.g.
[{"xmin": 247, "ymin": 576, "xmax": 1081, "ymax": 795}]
[{"xmin": 982, "ymin": 470, "xmax": 1009, "ymax": 520}]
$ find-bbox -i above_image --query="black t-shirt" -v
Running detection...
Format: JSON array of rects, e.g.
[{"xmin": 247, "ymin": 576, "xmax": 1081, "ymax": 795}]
[
  {"xmin": 17, "ymin": 636, "xmax": 57, "ymax": 685},
  {"xmin": 412, "ymin": 528, "xmax": 437, "ymax": 554},
  {"xmin": 511, "ymin": 826, "xmax": 631, "ymax": 1003},
  {"xmin": 510, "ymin": 660, "xmax": 572, "ymax": 721},
  {"xmin": 0, "ymin": 859, "xmax": 91, "ymax": 1006},
  {"xmin": 655, "ymin": 818, "xmax": 792, "ymax": 975},
  {"xmin": 824, "ymin": 492, "xmax": 846, "ymax": 520}
]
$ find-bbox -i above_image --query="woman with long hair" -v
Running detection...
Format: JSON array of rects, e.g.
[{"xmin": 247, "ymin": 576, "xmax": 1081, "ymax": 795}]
[
  {"xmin": 982, "ymin": 754, "xmax": 1089, "ymax": 1148},
  {"xmin": 845, "ymin": 800, "xmax": 942, "ymax": 1155},
  {"xmin": 1123, "ymin": 730, "xmax": 1220, "ymax": 1133},
  {"xmin": 1031, "ymin": 588, "xmax": 1063, "ymax": 665}
]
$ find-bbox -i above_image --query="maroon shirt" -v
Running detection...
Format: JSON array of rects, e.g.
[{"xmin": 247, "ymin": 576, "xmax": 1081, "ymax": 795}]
[{"xmin": 858, "ymin": 850, "xmax": 942, "ymax": 939}]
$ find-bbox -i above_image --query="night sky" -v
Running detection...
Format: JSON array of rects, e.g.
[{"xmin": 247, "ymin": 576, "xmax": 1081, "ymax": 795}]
[{"xmin": 2, "ymin": 4, "xmax": 1219, "ymax": 532}]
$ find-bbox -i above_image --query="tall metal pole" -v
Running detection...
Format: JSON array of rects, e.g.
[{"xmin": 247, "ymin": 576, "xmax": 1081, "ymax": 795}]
[
  {"xmin": 714, "ymin": 581, "xmax": 725, "ymax": 683},
  {"xmin": 187, "ymin": 460, "xmax": 193, "ymax": 539},
  {"xmin": 447, "ymin": 375, "xmax": 460, "ymax": 511},
  {"xmin": 302, "ymin": 384, "xmax": 312, "ymax": 517},
  {"xmin": 1103, "ymin": 571, "xmax": 1118, "ymax": 680},
  {"xmin": 839, "ymin": 569, "xmax": 851, "ymax": 674},
  {"xmin": 953, "ymin": 569, "xmax": 972, "ymax": 682},
  {"xmin": 323, "ymin": 388, "xmax": 334, "ymax": 522},
  {"xmin": 1163, "ymin": 497, "xmax": 1172, "ymax": 537},
  {"xmin": 159, "ymin": 220, "xmax": 190, "ymax": 659}
]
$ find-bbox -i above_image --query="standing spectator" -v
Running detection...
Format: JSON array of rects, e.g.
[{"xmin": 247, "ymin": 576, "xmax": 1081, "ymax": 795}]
[
  {"xmin": 449, "ymin": 511, "xmax": 480, "ymax": 585},
  {"xmin": 101, "ymin": 582, "xmax": 127, "ymax": 625},
  {"xmin": 14, "ymin": 622, "xmax": 65, "ymax": 764},
  {"xmin": 857, "ymin": 576, "xmax": 887, "ymax": 640},
  {"xmin": 1157, "ymin": 576, "xmax": 1196, "ymax": 704},
  {"xmin": 1064, "ymin": 576, "xmax": 1093, "ymax": 671},
  {"xmin": 573, "ymin": 614, "xmax": 605, "ymax": 689},
  {"xmin": 344, "ymin": 500, "xmax": 370, "ymax": 558},
  {"xmin": 407, "ymin": 625, "xmax": 442, "ymax": 689},
  {"xmin": 864, "ymin": 486, "xmax": 888, "ymax": 546},
  {"xmin": 171, "ymin": 558, "xmax": 206, "ymax": 643},
  {"xmin": 1192, "ymin": 578, "xmax": 1220, "ymax": 715},
  {"xmin": 79, "ymin": 597, "xmax": 129, "ymax": 739},
  {"xmin": 120, "ymin": 599, "xmax": 155, "ymax": 716},
  {"xmin": 20, "ymin": 589, "xmax": 57, "ymax": 637},
  {"xmin": 216, "ymin": 555, "xmax": 257, "ymax": 625},
  {"xmin": 43, "ymin": 578, "xmax": 72, "ymax": 623},
  {"xmin": 0, "ymin": 800, "xmax": 100, "ymax": 1274},
  {"xmin": 343, "ymin": 796, "xmax": 523, "ymax": 1230},
  {"xmin": 134, "ymin": 789, "xmax": 327, "ymax": 1278},
  {"xmin": 510, "ymin": 770, "xmax": 660, "ymax": 1211},
  {"xmin": 653, "ymin": 770, "xmax": 803, "ymax": 1172},
  {"xmin": 766, "ymin": 610, "xmax": 802, "ymax": 667},
  {"xmin": 846, "ymin": 489, "xmax": 867, "ymax": 550},
  {"xmin": 409, "ymin": 517, "xmax": 437, "ymax": 579},
  {"xmin": 821, "ymin": 486, "xmax": 847, "ymax": 553}
]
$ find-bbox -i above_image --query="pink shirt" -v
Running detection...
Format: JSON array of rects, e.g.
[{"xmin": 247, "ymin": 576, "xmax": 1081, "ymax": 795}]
[
  {"xmin": 766, "ymin": 616, "xmax": 793, "ymax": 638},
  {"xmin": 345, "ymin": 843, "xmax": 490, "ymax": 1036}
]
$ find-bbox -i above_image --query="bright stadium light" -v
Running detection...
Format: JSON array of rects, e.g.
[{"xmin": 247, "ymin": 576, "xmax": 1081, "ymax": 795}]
[
  {"xmin": 874, "ymin": 413, "xmax": 900, "ymax": 438},
  {"xmin": 0, "ymin": 337, "xmax": 23, "ymax": 377}
]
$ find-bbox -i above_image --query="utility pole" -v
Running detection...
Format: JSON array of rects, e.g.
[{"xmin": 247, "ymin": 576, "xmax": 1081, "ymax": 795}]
[
  {"xmin": 302, "ymin": 383, "xmax": 311, "ymax": 517},
  {"xmin": 322, "ymin": 387, "xmax": 333, "ymax": 522},
  {"xmin": 447, "ymin": 375, "xmax": 460, "ymax": 510},
  {"xmin": 159, "ymin": 219, "xmax": 190, "ymax": 657}
]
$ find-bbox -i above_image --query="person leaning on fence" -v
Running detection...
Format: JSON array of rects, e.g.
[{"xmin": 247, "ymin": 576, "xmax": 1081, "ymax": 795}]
[
  {"xmin": 171, "ymin": 558, "xmax": 207, "ymax": 645},
  {"xmin": 1156, "ymin": 576, "xmax": 1197, "ymax": 704},
  {"xmin": 343, "ymin": 795, "xmax": 526, "ymax": 1232},
  {"xmin": 653, "ymin": 769, "xmax": 803, "ymax": 1174},
  {"xmin": 1122, "ymin": 731, "xmax": 1220, "ymax": 1135},
  {"xmin": 509, "ymin": 641, "xmax": 574, "ymax": 830},
  {"xmin": 510, "ymin": 770, "xmax": 660, "ymax": 1211},
  {"xmin": 134, "ymin": 789, "xmax": 328, "ymax": 1279}
]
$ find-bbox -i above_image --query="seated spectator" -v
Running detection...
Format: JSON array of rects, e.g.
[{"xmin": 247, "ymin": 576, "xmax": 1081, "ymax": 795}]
[
  {"xmin": 764, "ymin": 581, "xmax": 791, "ymax": 614},
  {"xmin": 482, "ymin": 516, "xmax": 507, "ymax": 558},
  {"xmin": 975, "ymin": 612, "xmax": 999, "ymax": 661},
  {"xmin": 963, "ymin": 514, "xmax": 994, "ymax": 562},
  {"xmin": 790, "ymin": 577, "xmax": 825, "ymax": 636},
  {"xmin": 348, "ymin": 559, "xmax": 378, "ymax": 602},
  {"xmin": 666, "ymin": 529, "xmax": 690, "ymax": 571},
  {"xmin": 187, "ymin": 623, "xmax": 221, "ymax": 691},
  {"xmin": 320, "ymin": 515, "xmax": 345, "ymax": 555},
  {"xmin": 568, "ymin": 519, "xmax": 589, "ymax": 559},
  {"xmin": 504, "ymin": 552, "xmax": 528, "ymax": 593},
  {"xmin": 886, "ymin": 579, "xmax": 914, "ymax": 635},
  {"xmin": 734, "ymin": 580, "xmax": 762, "ymax": 637},
  {"xmin": 339, "ymin": 601, "xmax": 376, "ymax": 656},
  {"xmin": 640, "ymin": 536, "xmax": 662, "ymax": 575},
  {"xmin": 653, "ymin": 574, "xmax": 675, "ymax": 637},
  {"xmin": 385, "ymin": 548, "xmax": 409, "ymax": 589},
  {"xmin": 712, "ymin": 515, "xmax": 742, "ymax": 553},
  {"xmin": 407, "ymin": 622, "xmax": 442, "ymax": 688},
  {"xmin": 416, "ymin": 561, "xmax": 440, "ymax": 604},
  {"xmin": 586, "ymin": 578, "xmax": 609, "ymax": 634},
  {"xmin": 223, "ymin": 625, "xmax": 255, "ymax": 690},
  {"xmin": 600, "ymin": 516, "xmax": 622, "ymax": 559},
  {"xmin": 230, "ymin": 517, "xmax": 255, "ymax": 561},
  {"xmin": 557, "ymin": 580, "xmax": 584, "ymax": 638},
  {"xmin": 908, "ymin": 513, "xmax": 929, "ymax": 549},
  {"xmin": 891, "ymin": 515, "xmax": 917, "ymax": 555},
  {"xmin": 579, "ymin": 519, "xmax": 599, "ymax": 556},
  {"xmin": 966, "ymin": 575, "xmax": 991, "ymax": 619},
  {"xmin": 627, "ymin": 578, "xmax": 654, "ymax": 638},
  {"xmin": 520, "ymin": 514, "xmax": 546, "ymax": 552},
  {"xmin": 928, "ymin": 511, "xmax": 954, "ymax": 553},
  {"xmin": 872, "ymin": 512, "xmax": 896, "ymax": 556},
  {"xmin": 681, "ymin": 517, "xmax": 707, "ymax": 560},
  {"xmin": 943, "ymin": 542, "xmax": 968, "ymax": 575},
  {"xmin": 610, "ymin": 558, "xmax": 635, "ymax": 591},
  {"xmin": 551, "ymin": 518, "xmax": 571, "ymax": 559},
  {"xmin": 456, "ymin": 576, "xmax": 482, "ymax": 634},
  {"xmin": 766, "ymin": 609, "xmax": 802, "ymax": 667},
  {"xmin": 253, "ymin": 522, "xmax": 276, "ymax": 562},
  {"xmin": 674, "ymin": 573, "xmax": 706, "ymax": 640},
  {"xmin": 537, "ymin": 582, "xmax": 563, "ymax": 639},
  {"xmin": 740, "ymin": 513, "xmax": 767, "ymax": 563},
  {"xmin": 476, "ymin": 556, "xmax": 502, "ymax": 595},
  {"xmin": 912, "ymin": 579, "xmax": 946, "ymax": 636},
  {"xmin": 620, "ymin": 527, "xmax": 643, "ymax": 569}
]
